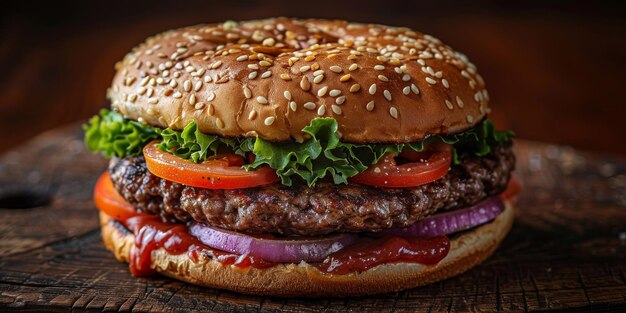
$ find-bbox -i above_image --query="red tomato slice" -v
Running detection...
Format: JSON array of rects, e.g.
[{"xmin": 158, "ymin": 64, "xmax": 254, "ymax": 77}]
[
  {"xmin": 500, "ymin": 176, "xmax": 522, "ymax": 202},
  {"xmin": 143, "ymin": 142, "xmax": 279, "ymax": 189},
  {"xmin": 349, "ymin": 144, "xmax": 452, "ymax": 188},
  {"xmin": 94, "ymin": 172, "xmax": 137, "ymax": 222}
]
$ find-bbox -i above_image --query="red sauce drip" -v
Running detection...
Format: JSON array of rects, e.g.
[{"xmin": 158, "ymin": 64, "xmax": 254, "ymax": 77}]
[
  {"xmin": 315, "ymin": 235, "xmax": 450, "ymax": 275},
  {"xmin": 124, "ymin": 215, "xmax": 272, "ymax": 277}
]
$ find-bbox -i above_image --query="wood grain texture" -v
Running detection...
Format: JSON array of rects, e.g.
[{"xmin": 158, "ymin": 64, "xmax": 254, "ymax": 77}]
[{"xmin": 0, "ymin": 125, "xmax": 625, "ymax": 312}]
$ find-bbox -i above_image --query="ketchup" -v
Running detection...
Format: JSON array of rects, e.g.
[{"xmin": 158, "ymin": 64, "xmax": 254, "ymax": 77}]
[
  {"xmin": 123, "ymin": 215, "xmax": 273, "ymax": 277},
  {"xmin": 315, "ymin": 236, "xmax": 450, "ymax": 275}
]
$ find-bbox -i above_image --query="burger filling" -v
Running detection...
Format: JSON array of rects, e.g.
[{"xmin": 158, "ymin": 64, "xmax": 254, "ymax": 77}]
[{"xmin": 86, "ymin": 110, "xmax": 517, "ymax": 275}]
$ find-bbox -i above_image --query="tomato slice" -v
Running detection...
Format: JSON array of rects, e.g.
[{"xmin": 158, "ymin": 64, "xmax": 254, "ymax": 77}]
[
  {"xmin": 94, "ymin": 172, "xmax": 137, "ymax": 222},
  {"xmin": 143, "ymin": 142, "xmax": 279, "ymax": 189},
  {"xmin": 349, "ymin": 144, "xmax": 452, "ymax": 188},
  {"xmin": 500, "ymin": 176, "xmax": 522, "ymax": 202}
]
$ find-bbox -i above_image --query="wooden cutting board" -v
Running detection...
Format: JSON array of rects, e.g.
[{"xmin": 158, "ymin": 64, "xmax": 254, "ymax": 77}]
[{"xmin": 0, "ymin": 125, "xmax": 625, "ymax": 312}]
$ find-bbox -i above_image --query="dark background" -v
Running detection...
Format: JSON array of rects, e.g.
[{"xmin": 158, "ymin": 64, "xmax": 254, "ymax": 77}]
[{"xmin": 1, "ymin": 1, "xmax": 625, "ymax": 155}]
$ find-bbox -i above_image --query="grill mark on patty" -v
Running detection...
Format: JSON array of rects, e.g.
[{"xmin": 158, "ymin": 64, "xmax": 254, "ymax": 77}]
[{"xmin": 109, "ymin": 145, "xmax": 515, "ymax": 235}]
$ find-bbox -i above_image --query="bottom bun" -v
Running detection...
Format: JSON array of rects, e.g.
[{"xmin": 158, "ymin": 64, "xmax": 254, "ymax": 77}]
[{"xmin": 100, "ymin": 201, "xmax": 514, "ymax": 297}]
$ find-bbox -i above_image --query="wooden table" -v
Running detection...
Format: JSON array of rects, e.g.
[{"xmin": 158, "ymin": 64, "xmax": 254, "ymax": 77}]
[{"xmin": 0, "ymin": 125, "xmax": 625, "ymax": 312}]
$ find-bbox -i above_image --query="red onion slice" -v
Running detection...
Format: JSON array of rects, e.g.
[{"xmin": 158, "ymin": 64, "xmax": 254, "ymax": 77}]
[
  {"xmin": 380, "ymin": 197, "xmax": 505, "ymax": 238},
  {"xmin": 188, "ymin": 224, "xmax": 358, "ymax": 263}
]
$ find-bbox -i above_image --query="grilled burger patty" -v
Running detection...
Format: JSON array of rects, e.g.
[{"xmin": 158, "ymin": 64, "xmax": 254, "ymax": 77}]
[{"xmin": 109, "ymin": 145, "xmax": 515, "ymax": 235}]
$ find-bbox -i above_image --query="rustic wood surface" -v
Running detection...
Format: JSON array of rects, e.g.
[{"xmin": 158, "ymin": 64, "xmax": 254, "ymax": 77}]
[{"xmin": 0, "ymin": 125, "xmax": 625, "ymax": 312}]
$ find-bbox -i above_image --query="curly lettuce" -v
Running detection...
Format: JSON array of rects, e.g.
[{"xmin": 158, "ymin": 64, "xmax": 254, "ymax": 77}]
[{"xmin": 84, "ymin": 110, "xmax": 514, "ymax": 186}]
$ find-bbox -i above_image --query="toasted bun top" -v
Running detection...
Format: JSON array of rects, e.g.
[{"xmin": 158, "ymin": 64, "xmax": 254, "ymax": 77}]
[{"xmin": 109, "ymin": 18, "xmax": 491, "ymax": 143}]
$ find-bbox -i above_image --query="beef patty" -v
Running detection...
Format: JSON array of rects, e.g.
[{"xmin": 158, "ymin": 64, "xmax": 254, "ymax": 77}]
[{"xmin": 109, "ymin": 145, "xmax": 515, "ymax": 235}]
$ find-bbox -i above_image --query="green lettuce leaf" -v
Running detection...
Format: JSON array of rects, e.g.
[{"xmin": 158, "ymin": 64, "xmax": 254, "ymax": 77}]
[
  {"xmin": 83, "ymin": 109, "xmax": 159, "ymax": 158},
  {"xmin": 84, "ymin": 110, "xmax": 514, "ymax": 186}
]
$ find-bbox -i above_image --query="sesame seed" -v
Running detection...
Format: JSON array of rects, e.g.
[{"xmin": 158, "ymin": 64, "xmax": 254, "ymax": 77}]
[
  {"xmin": 148, "ymin": 98, "xmax": 158, "ymax": 104},
  {"xmin": 466, "ymin": 115, "xmax": 474, "ymax": 123},
  {"xmin": 374, "ymin": 167, "xmax": 381, "ymax": 173},
  {"xmin": 330, "ymin": 66, "xmax": 342, "ymax": 73},
  {"xmin": 216, "ymin": 118, "xmax": 224, "ymax": 128},
  {"xmin": 304, "ymin": 102, "xmax": 316, "ymax": 110},
  {"xmin": 304, "ymin": 55, "xmax": 316, "ymax": 62},
  {"xmin": 417, "ymin": 59, "xmax": 426, "ymax": 65},
  {"xmin": 248, "ymin": 71, "xmax": 258, "ymax": 79},
  {"xmin": 349, "ymin": 84, "xmax": 361, "ymax": 93},
  {"xmin": 284, "ymin": 90, "xmax": 292, "ymax": 100},
  {"xmin": 256, "ymin": 96, "xmax": 268, "ymax": 104},
  {"xmin": 262, "ymin": 38, "xmax": 275, "ymax": 46},
  {"xmin": 207, "ymin": 91, "xmax": 216, "ymax": 101},
  {"xmin": 194, "ymin": 81, "xmax": 202, "ymax": 91},
  {"xmin": 474, "ymin": 92, "xmax": 482, "ymax": 102},
  {"xmin": 317, "ymin": 105, "xmax": 326, "ymax": 116},
  {"xmin": 169, "ymin": 80, "xmax": 178, "ymax": 88},
  {"xmin": 236, "ymin": 55, "xmax": 249, "ymax": 62},
  {"xmin": 419, "ymin": 51, "xmax": 433, "ymax": 59},
  {"xmin": 442, "ymin": 79, "xmax": 449, "ymax": 88},
  {"xmin": 445, "ymin": 100, "xmax": 453, "ymax": 110},
  {"xmin": 189, "ymin": 94, "xmax": 196, "ymax": 105},
  {"xmin": 456, "ymin": 96, "xmax": 464, "ymax": 108},
  {"xmin": 280, "ymin": 73, "xmax": 291, "ymax": 81},
  {"xmin": 173, "ymin": 91, "xmax": 182, "ymax": 99},
  {"xmin": 313, "ymin": 70, "xmax": 324, "ymax": 76},
  {"xmin": 402, "ymin": 74, "xmax": 411, "ymax": 82},
  {"xmin": 137, "ymin": 87, "xmax": 146, "ymax": 95},
  {"xmin": 140, "ymin": 76, "xmax": 150, "ymax": 86},
  {"xmin": 264, "ymin": 116, "xmax": 275, "ymax": 125},
  {"xmin": 207, "ymin": 104, "xmax": 215, "ymax": 116},
  {"xmin": 128, "ymin": 94, "xmax": 137, "ymax": 102},
  {"xmin": 374, "ymin": 65, "xmax": 385, "ymax": 71},
  {"xmin": 389, "ymin": 107, "xmax": 398, "ymax": 119},
  {"xmin": 300, "ymin": 65, "xmax": 311, "ymax": 72},
  {"xmin": 211, "ymin": 61, "xmax": 223, "ymax": 69},
  {"xmin": 425, "ymin": 77, "xmax": 437, "ymax": 85},
  {"xmin": 366, "ymin": 100, "xmax": 375, "ymax": 111},
  {"xmin": 195, "ymin": 102, "xmax": 205, "ymax": 110},
  {"xmin": 402, "ymin": 86, "xmax": 410, "ymax": 95},
  {"xmin": 289, "ymin": 101, "xmax": 297, "ymax": 112},
  {"xmin": 183, "ymin": 80, "xmax": 192, "ymax": 92},
  {"xmin": 248, "ymin": 110, "xmax": 257, "ymax": 120},
  {"xmin": 383, "ymin": 90, "xmax": 392, "ymax": 101},
  {"xmin": 336, "ymin": 96, "xmax": 346, "ymax": 105},
  {"xmin": 243, "ymin": 86, "xmax": 252, "ymax": 99},
  {"xmin": 329, "ymin": 89, "xmax": 341, "ymax": 97},
  {"xmin": 261, "ymin": 71, "xmax": 272, "ymax": 79},
  {"xmin": 369, "ymin": 84, "xmax": 377, "ymax": 95},
  {"xmin": 435, "ymin": 71, "xmax": 443, "ymax": 78},
  {"xmin": 248, "ymin": 64, "xmax": 259, "ymax": 70},
  {"xmin": 411, "ymin": 84, "xmax": 420, "ymax": 95},
  {"xmin": 313, "ymin": 74, "xmax": 324, "ymax": 84},
  {"xmin": 394, "ymin": 67, "xmax": 403, "ymax": 74},
  {"xmin": 378, "ymin": 75, "xmax": 389, "ymax": 82},
  {"xmin": 300, "ymin": 77, "xmax": 311, "ymax": 90},
  {"xmin": 469, "ymin": 80, "xmax": 477, "ymax": 89},
  {"xmin": 204, "ymin": 75, "xmax": 212, "ymax": 83},
  {"xmin": 147, "ymin": 88, "xmax": 154, "ymax": 97},
  {"xmin": 259, "ymin": 60, "xmax": 271, "ymax": 67},
  {"xmin": 318, "ymin": 86, "xmax": 328, "ymax": 97},
  {"xmin": 348, "ymin": 64, "xmax": 358, "ymax": 71},
  {"xmin": 339, "ymin": 74, "xmax": 352, "ymax": 82},
  {"xmin": 331, "ymin": 105, "xmax": 342, "ymax": 115}
]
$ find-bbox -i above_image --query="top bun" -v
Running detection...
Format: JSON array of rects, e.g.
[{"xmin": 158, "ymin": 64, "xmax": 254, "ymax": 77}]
[{"xmin": 109, "ymin": 18, "xmax": 490, "ymax": 143}]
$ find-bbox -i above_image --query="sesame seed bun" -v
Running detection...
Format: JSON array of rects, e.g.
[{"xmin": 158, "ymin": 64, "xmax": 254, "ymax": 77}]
[
  {"xmin": 109, "ymin": 18, "xmax": 490, "ymax": 143},
  {"xmin": 99, "ymin": 200, "xmax": 513, "ymax": 297}
]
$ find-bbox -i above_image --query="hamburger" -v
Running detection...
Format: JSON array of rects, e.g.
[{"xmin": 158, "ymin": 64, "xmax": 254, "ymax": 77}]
[{"xmin": 84, "ymin": 18, "xmax": 518, "ymax": 297}]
